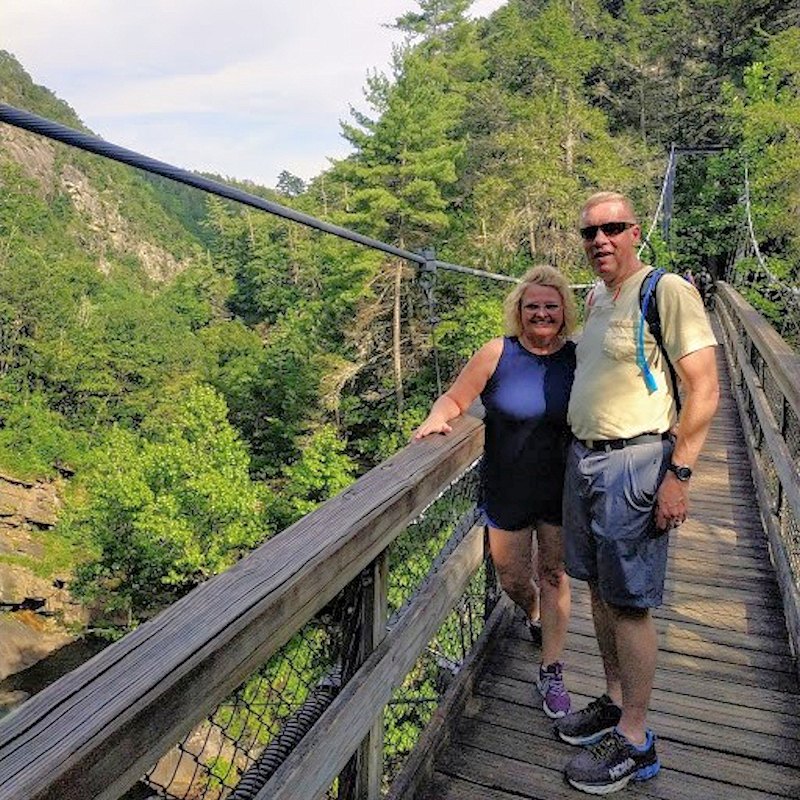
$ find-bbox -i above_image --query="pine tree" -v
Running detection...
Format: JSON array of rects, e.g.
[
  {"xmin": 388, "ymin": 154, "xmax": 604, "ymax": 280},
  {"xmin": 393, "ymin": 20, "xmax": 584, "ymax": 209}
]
[{"xmin": 332, "ymin": 35, "xmax": 469, "ymax": 425}]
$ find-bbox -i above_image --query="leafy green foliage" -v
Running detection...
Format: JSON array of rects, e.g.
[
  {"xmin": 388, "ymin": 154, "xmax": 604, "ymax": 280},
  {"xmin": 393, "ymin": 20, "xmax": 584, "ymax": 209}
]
[
  {"xmin": 2, "ymin": 2, "xmax": 798, "ymax": 635},
  {"xmin": 337, "ymin": 49, "xmax": 465, "ymax": 246},
  {"xmin": 0, "ymin": 393, "xmax": 86, "ymax": 479},
  {"xmin": 728, "ymin": 29, "xmax": 800, "ymax": 274},
  {"xmin": 278, "ymin": 425, "xmax": 357, "ymax": 523},
  {"xmin": 67, "ymin": 384, "xmax": 268, "ymax": 629}
]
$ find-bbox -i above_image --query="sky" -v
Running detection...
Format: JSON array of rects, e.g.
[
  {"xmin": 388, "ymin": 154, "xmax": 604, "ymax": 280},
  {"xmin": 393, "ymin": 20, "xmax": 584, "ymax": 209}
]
[{"xmin": 3, "ymin": 0, "xmax": 506, "ymax": 188}]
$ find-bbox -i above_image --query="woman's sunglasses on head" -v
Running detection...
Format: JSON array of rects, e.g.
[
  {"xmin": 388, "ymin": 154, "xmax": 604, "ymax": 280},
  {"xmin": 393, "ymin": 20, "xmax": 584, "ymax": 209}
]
[{"xmin": 580, "ymin": 222, "xmax": 635, "ymax": 240}]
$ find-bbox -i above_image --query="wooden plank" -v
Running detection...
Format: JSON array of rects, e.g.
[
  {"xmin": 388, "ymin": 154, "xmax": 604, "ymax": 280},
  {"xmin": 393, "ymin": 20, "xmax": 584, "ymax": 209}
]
[
  {"xmin": 502, "ymin": 609, "xmax": 796, "ymax": 675},
  {"xmin": 436, "ymin": 742, "xmax": 584, "ymax": 800},
  {"xmin": 437, "ymin": 740, "xmax": 791, "ymax": 800},
  {"xmin": 485, "ymin": 645, "xmax": 800, "ymax": 719},
  {"xmin": 344, "ymin": 551, "xmax": 389, "ymax": 800},
  {"xmin": 662, "ymin": 576, "xmax": 783, "ymax": 606},
  {"xmin": 479, "ymin": 671, "xmax": 800, "ymax": 747},
  {"xmin": 558, "ymin": 613, "xmax": 797, "ymax": 672},
  {"xmin": 494, "ymin": 648, "xmax": 800, "ymax": 740},
  {"xmin": 419, "ymin": 772, "xmax": 523, "ymax": 800},
  {"xmin": 716, "ymin": 300, "xmax": 800, "ymax": 674},
  {"xmin": 507, "ymin": 605, "xmax": 794, "ymax": 660},
  {"xmin": 566, "ymin": 592, "xmax": 791, "ymax": 640},
  {"xmin": 468, "ymin": 690, "xmax": 800, "ymax": 771},
  {"xmin": 668, "ymin": 563, "xmax": 779, "ymax": 589},
  {"xmin": 259, "ymin": 523, "xmax": 486, "ymax": 800},
  {"xmin": 676, "ymin": 509, "xmax": 767, "ymax": 532},
  {"xmin": 667, "ymin": 549, "xmax": 776, "ymax": 576},
  {"xmin": 0, "ymin": 417, "xmax": 484, "ymax": 800},
  {"xmin": 493, "ymin": 634, "xmax": 800, "ymax": 704},
  {"xmin": 385, "ymin": 595, "xmax": 515, "ymax": 800},
  {"xmin": 452, "ymin": 711, "xmax": 799, "ymax": 798},
  {"xmin": 668, "ymin": 522, "xmax": 768, "ymax": 546}
]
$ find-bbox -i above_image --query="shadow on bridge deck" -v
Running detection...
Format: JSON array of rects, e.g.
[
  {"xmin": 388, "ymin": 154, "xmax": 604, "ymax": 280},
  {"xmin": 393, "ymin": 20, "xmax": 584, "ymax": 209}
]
[{"xmin": 405, "ymin": 345, "xmax": 800, "ymax": 799}]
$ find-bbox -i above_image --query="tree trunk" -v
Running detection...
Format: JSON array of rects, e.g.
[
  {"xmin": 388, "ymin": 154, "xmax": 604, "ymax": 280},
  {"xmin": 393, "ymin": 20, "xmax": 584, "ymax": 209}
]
[
  {"xmin": 639, "ymin": 69, "xmax": 647, "ymax": 145},
  {"xmin": 525, "ymin": 199, "xmax": 536, "ymax": 258},
  {"xmin": 393, "ymin": 259, "xmax": 404, "ymax": 422}
]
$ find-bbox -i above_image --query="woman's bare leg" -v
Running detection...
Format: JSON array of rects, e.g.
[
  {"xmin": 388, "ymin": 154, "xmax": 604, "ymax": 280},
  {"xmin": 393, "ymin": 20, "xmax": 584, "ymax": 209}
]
[
  {"xmin": 536, "ymin": 521, "xmax": 571, "ymax": 666},
  {"xmin": 487, "ymin": 525, "xmax": 540, "ymax": 623}
]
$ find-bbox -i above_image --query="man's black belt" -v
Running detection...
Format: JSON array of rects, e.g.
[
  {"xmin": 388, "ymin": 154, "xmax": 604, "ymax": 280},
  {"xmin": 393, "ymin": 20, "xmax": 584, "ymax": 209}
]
[{"xmin": 579, "ymin": 432, "xmax": 670, "ymax": 452}]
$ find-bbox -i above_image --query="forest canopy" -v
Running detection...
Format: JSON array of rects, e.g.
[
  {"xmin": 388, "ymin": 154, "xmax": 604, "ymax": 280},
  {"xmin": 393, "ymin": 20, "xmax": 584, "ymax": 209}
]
[{"xmin": 0, "ymin": 0, "xmax": 797, "ymax": 630}]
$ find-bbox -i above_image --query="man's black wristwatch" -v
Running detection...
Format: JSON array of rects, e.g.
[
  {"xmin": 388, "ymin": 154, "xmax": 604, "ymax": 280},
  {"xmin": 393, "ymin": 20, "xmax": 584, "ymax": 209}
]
[{"xmin": 667, "ymin": 462, "xmax": 692, "ymax": 481}]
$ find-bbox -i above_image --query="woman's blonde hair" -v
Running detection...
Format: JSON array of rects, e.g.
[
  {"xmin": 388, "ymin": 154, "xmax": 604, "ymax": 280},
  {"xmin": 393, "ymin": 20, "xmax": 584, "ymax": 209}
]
[{"xmin": 503, "ymin": 264, "xmax": 577, "ymax": 338}]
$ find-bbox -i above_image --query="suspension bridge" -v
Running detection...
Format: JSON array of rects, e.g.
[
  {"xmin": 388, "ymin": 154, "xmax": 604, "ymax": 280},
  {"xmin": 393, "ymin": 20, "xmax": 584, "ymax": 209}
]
[{"xmin": 0, "ymin": 104, "xmax": 798, "ymax": 800}]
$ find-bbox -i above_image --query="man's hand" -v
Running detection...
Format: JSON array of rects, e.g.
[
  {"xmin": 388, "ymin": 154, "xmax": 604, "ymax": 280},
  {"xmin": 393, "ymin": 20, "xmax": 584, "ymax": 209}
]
[
  {"xmin": 656, "ymin": 344, "xmax": 720, "ymax": 531},
  {"xmin": 655, "ymin": 471, "xmax": 688, "ymax": 531}
]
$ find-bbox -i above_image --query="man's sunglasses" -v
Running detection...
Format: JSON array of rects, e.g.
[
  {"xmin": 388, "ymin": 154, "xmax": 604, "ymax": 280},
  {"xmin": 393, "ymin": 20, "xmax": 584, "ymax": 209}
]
[{"xmin": 580, "ymin": 221, "xmax": 635, "ymax": 240}]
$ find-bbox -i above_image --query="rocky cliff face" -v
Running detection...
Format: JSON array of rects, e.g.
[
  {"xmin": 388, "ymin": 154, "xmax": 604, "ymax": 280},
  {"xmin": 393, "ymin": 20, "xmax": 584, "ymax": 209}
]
[
  {"xmin": 0, "ymin": 472, "xmax": 87, "ymax": 709},
  {"xmin": 0, "ymin": 470, "xmax": 59, "ymax": 530},
  {"xmin": 0, "ymin": 471, "xmax": 85, "ymax": 617},
  {"xmin": 1, "ymin": 123, "xmax": 190, "ymax": 283}
]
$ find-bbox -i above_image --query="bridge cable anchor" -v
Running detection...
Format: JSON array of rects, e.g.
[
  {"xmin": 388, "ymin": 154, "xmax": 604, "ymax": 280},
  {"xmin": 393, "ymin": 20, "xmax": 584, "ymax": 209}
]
[{"xmin": 418, "ymin": 248, "xmax": 442, "ymax": 396}]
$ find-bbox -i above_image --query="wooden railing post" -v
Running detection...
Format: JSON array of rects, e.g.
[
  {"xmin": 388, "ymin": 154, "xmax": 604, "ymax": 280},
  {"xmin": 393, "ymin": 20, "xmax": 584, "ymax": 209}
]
[
  {"xmin": 338, "ymin": 551, "xmax": 389, "ymax": 800},
  {"xmin": 362, "ymin": 551, "xmax": 389, "ymax": 799},
  {"xmin": 714, "ymin": 282, "xmax": 800, "ymax": 673}
]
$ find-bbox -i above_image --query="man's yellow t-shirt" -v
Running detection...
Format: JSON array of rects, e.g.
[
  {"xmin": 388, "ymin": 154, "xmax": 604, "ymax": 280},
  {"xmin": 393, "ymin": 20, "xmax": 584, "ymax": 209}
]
[{"xmin": 568, "ymin": 268, "xmax": 717, "ymax": 441}]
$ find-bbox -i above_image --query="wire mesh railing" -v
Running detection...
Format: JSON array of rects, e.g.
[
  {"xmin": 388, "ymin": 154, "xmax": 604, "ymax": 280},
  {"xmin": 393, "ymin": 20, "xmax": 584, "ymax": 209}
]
[
  {"xmin": 723, "ymin": 164, "xmax": 800, "ymax": 347},
  {"xmin": 714, "ymin": 281, "xmax": 800, "ymax": 663},
  {"xmin": 381, "ymin": 463, "xmax": 487, "ymax": 790},
  {"xmin": 128, "ymin": 458, "xmax": 488, "ymax": 800}
]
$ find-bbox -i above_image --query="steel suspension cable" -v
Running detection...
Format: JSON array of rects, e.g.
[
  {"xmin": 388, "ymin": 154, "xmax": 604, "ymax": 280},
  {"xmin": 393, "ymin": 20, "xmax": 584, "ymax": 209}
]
[
  {"xmin": 0, "ymin": 103, "xmax": 527, "ymax": 288},
  {"xmin": 639, "ymin": 143, "xmax": 676, "ymax": 257}
]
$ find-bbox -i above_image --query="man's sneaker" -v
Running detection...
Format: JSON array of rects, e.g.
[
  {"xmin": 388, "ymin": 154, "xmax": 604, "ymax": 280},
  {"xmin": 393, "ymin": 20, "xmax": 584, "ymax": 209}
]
[
  {"xmin": 564, "ymin": 728, "xmax": 660, "ymax": 794},
  {"xmin": 527, "ymin": 618, "xmax": 542, "ymax": 645},
  {"xmin": 555, "ymin": 694, "xmax": 622, "ymax": 745},
  {"xmin": 536, "ymin": 662, "xmax": 571, "ymax": 718}
]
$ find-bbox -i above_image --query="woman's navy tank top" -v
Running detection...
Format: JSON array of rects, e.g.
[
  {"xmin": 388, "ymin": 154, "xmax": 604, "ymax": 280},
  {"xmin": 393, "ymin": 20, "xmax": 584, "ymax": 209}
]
[{"xmin": 479, "ymin": 336, "xmax": 576, "ymax": 530}]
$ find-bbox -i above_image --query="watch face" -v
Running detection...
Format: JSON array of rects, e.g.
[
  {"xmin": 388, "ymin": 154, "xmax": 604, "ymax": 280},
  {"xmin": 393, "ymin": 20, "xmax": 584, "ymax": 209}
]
[{"xmin": 670, "ymin": 464, "xmax": 692, "ymax": 481}]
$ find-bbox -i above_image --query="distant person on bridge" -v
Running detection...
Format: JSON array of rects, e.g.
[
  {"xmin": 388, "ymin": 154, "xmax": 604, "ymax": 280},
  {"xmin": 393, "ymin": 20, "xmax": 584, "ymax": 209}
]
[
  {"xmin": 557, "ymin": 191, "xmax": 719, "ymax": 794},
  {"xmin": 697, "ymin": 267, "xmax": 715, "ymax": 308},
  {"xmin": 414, "ymin": 264, "xmax": 577, "ymax": 720}
]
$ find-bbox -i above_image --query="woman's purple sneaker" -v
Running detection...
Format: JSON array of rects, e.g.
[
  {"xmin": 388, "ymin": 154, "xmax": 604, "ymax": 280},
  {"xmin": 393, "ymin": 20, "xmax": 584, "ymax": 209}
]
[{"xmin": 537, "ymin": 661, "xmax": 571, "ymax": 718}]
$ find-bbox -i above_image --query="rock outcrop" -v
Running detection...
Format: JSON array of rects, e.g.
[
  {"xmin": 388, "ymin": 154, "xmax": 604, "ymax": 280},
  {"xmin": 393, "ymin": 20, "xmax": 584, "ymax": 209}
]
[{"xmin": 0, "ymin": 472, "xmax": 88, "ymax": 701}]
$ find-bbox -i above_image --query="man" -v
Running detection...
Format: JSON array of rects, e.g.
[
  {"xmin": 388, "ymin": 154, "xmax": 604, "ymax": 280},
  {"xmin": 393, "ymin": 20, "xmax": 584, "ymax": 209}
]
[{"xmin": 557, "ymin": 191, "xmax": 719, "ymax": 794}]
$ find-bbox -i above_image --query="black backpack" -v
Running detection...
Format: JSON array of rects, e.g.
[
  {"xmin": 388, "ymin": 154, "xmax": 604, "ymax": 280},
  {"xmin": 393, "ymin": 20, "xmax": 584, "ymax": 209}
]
[{"xmin": 639, "ymin": 268, "xmax": 682, "ymax": 413}]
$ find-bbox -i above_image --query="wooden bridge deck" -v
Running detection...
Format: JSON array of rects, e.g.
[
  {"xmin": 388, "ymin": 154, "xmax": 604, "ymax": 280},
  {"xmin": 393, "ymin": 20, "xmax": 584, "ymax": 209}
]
[{"xmin": 411, "ymin": 348, "xmax": 800, "ymax": 798}]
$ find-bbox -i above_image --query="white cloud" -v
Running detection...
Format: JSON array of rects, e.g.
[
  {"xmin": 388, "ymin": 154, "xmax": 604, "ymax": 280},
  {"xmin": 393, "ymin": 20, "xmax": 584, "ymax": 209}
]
[{"xmin": 3, "ymin": 0, "xmax": 506, "ymax": 186}]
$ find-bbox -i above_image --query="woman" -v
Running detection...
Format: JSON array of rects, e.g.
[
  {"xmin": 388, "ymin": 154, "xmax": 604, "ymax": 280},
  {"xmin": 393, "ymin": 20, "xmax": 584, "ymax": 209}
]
[{"xmin": 413, "ymin": 264, "xmax": 577, "ymax": 718}]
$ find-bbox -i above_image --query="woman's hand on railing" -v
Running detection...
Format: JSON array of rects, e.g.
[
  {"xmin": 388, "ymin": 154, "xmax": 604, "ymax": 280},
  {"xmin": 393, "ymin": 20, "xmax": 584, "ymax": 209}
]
[
  {"xmin": 412, "ymin": 414, "xmax": 453, "ymax": 440},
  {"xmin": 412, "ymin": 395, "xmax": 464, "ymax": 440}
]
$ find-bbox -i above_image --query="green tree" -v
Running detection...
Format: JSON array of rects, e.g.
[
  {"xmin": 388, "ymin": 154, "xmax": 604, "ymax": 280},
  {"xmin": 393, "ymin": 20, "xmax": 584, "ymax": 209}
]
[
  {"xmin": 588, "ymin": 0, "xmax": 795, "ymax": 148},
  {"xmin": 68, "ymin": 384, "xmax": 268, "ymax": 630},
  {"xmin": 728, "ymin": 28, "xmax": 800, "ymax": 275},
  {"xmin": 276, "ymin": 170, "xmax": 307, "ymax": 198},
  {"xmin": 467, "ymin": 0, "xmax": 651, "ymax": 270},
  {"xmin": 277, "ymin": 424, "xmax": 358, "ymax": 524},
  {"xmin": 333, "ymin": 28, "xmax": 471, "ymax": 427},
  {"xmin": 0, "ymin": 392, "xmax": 86, "ymax": 478}
]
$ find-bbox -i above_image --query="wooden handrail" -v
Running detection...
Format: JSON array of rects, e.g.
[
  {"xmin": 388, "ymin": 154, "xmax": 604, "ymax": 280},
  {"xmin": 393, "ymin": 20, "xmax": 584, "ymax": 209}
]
[
  {"xmin": 0, "ymin": 417, "xmax": 484, "ymax": 800},
  {"xmin": 714, "ymin": 282, "xmax": 800, "ymax": 669},
  {"xmin": 262, "ymin": 523, "xmax": 486, "ymax": 800},
  {"xmin": 716, "ymin": 282, "xmax": 800, "ymax": 417}
]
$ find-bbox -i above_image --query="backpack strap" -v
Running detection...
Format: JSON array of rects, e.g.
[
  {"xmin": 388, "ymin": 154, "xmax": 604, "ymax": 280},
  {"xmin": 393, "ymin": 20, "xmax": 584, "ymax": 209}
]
[{"xmin": 638, "ymin": 269, "xmax": 682, "ymax": 413}]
